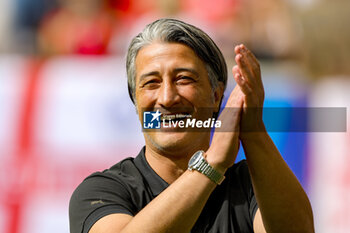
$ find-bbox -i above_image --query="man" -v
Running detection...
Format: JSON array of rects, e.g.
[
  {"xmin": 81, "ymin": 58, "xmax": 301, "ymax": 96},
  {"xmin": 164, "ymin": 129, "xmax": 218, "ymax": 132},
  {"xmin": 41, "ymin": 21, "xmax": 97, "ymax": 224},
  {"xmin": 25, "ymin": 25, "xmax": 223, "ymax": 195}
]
[{"xmin": 69, "ymin": 18, "xmax": 314, "ymax": 233}]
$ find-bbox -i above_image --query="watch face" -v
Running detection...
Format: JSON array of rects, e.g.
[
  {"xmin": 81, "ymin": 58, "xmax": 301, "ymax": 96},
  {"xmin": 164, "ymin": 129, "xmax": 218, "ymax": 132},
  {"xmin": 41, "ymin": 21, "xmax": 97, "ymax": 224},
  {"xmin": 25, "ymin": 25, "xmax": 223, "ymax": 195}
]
[{"xmin": 188, "ymin": 151, "xmax": 203, "ymax": 167}]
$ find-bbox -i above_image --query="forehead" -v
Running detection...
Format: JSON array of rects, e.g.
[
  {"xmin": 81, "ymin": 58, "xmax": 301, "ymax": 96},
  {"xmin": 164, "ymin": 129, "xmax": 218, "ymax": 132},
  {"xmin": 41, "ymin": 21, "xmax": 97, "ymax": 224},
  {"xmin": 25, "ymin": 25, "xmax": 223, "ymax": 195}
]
[{"xmin": 135, "ymin": 42, "xmax": 207, "ymax": 76}]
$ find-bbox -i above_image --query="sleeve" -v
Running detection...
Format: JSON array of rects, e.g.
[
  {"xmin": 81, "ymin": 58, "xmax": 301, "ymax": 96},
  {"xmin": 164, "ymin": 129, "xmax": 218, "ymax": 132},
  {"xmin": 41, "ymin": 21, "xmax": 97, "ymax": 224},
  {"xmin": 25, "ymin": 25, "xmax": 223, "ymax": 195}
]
[
  {"xmin": 236, "ymin": 160, "xmax": 259, "ymax": 223},
  {"xmin": 69, "ymin": 173, "xmax": 135, "ymax": 233},
  {"xmin": 249, "ymin": 190, "xmax": 258, "ymax": 221}
]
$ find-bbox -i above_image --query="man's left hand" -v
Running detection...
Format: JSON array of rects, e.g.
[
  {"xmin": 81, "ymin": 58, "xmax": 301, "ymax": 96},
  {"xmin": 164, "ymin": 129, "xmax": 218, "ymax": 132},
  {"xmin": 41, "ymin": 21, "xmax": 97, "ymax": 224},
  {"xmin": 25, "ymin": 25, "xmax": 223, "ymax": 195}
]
[{"xmin": 233, "ymin": 44, "xmax": 265, "ymax": 135}]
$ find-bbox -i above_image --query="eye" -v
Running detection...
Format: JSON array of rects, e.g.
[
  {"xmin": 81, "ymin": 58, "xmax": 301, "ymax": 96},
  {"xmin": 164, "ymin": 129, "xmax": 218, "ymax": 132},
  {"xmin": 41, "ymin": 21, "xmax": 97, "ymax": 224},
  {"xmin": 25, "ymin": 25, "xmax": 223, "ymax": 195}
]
[
  {"xmin": 176, "ymin": 76, "xmax": 195, "ymax": 85},
  {"xmin": 142, "ymin": 78, "xmax": 161, "ymax": 89}
]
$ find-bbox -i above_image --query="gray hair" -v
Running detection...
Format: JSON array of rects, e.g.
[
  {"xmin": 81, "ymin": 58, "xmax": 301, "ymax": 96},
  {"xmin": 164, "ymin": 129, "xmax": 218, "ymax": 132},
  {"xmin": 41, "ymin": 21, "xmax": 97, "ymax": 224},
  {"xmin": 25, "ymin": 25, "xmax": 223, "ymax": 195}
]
[{"xmin": 126, "ymin": 18, "xmax": 227, "ymax": 104}]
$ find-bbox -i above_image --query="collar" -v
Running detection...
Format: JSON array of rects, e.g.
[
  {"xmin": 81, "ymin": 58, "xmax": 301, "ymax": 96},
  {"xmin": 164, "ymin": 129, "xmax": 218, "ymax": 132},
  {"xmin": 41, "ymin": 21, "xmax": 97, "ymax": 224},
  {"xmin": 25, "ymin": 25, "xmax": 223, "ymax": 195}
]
[{"xmin": 134, "ymin": 146, "xmax": 169, "ymax": 197}]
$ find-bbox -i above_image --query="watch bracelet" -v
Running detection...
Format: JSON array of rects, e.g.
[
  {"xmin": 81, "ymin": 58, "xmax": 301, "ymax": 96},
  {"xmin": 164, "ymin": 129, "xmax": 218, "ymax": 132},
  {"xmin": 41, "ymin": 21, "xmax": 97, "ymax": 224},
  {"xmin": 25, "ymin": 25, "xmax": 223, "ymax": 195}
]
[{"xmin": 197, "ymin": 158, "xmax": 224, "ymax": 185}]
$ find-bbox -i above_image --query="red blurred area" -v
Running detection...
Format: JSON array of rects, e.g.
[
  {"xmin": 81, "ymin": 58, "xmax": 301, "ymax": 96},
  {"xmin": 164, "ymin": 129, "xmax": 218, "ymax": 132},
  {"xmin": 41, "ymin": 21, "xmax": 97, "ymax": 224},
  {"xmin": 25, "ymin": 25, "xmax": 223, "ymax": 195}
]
[
  {"xmin": 1, "ymin": 0, "xmax": 350, "ymax": 233},
  {"xmin": 38, "ymin": 0, "xmax": 117, "ymax": 55}
]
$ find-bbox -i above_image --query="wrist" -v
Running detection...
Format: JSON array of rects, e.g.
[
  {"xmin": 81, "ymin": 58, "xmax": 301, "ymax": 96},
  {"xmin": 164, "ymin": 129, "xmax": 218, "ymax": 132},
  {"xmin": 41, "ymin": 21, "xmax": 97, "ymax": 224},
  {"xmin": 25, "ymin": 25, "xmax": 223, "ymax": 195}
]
[
  {"xmin": 188, "ymin": 150, "xmax": 226, "ymax": 185},
  {"xmin": 205, "ymin": 149, "xmax": 229, "ymax": 175},
  {"xmin": 240, "ymin": 131, "xmax": 269, "ymax": 146},
  {"xmin": 240, "ymin": 121, "xmax": 267, "ymax": 141}
]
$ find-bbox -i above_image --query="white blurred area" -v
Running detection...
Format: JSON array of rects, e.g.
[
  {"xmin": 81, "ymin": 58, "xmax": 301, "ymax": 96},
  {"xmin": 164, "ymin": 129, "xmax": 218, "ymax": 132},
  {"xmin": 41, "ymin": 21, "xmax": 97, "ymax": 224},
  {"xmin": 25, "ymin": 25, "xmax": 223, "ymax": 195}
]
[
  {"xmin": 309, "ymin": 78, "xmax": 350, "ymax": 233},
  {"xmin": 0, "ymin": 56, "xmax": 145, "ymax": 233},
  {"xmin": 0, "ymin": 0, "xmax": 349, "ymax": 233}
]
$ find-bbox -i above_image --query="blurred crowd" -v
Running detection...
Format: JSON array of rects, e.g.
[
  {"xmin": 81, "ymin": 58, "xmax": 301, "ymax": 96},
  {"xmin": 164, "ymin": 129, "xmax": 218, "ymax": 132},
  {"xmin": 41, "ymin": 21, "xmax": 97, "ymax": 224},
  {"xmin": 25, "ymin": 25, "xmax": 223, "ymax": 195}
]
[
  {"xmin": 0, "ymin": 0, "xmax": 349, "ymax": 78},
  {"xmin": 0, "ymin": 2, "xmax": 349, "ymax": 233}
]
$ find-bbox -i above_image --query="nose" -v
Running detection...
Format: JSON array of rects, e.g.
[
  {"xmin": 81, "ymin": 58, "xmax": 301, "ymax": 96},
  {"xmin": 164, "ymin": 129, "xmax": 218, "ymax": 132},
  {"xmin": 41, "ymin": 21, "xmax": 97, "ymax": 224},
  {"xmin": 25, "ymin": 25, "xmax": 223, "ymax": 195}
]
[{"xmin": 157, "ymin": 80, "xmax": 181, "ymax": 108}]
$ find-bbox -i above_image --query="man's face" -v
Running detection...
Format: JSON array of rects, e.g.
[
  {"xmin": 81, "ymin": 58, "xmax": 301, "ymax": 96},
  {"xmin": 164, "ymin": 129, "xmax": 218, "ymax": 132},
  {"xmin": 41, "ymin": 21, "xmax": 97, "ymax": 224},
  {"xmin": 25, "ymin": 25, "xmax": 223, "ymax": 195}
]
[{"xmin": 134, "ymin": 42, "xmax": 223, "ymax": 155}]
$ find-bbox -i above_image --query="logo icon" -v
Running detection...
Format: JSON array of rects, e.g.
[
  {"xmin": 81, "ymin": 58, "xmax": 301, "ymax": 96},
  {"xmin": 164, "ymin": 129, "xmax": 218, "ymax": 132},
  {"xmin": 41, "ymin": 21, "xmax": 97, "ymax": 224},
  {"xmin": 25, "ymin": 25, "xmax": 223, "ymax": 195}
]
[{"xmin": 143, "ymin": 110, "xmax": 161, "ymax": 129}]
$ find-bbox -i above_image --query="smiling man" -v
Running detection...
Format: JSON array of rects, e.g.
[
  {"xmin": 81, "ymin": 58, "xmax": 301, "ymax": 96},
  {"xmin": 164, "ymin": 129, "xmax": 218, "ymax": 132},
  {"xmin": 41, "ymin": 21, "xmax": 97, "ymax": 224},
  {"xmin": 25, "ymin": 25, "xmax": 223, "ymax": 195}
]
[{"xmin": 69, "ymin": 18, "xmax": 314, "ymax": 233}]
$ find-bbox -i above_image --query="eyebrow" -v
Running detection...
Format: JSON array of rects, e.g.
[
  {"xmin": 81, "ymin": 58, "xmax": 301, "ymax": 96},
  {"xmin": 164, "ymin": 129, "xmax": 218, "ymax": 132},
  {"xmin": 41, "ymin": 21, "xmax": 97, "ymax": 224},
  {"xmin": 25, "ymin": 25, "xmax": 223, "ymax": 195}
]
[
  {"xmin": 139, "ymin": 67, "xmax": 200, "ymax": 82},
  {"xmin": 173, "ymin": 68, "xmax": 199, "ymax": 77},
  {"xmin": 139, "ymin": 71, "xmax": 160, "ymax": 82}
]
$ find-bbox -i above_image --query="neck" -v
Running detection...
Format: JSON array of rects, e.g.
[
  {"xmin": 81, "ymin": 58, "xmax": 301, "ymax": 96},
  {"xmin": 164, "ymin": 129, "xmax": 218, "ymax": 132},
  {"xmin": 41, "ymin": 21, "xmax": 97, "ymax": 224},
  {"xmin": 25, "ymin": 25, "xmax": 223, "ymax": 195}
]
[{"xmin": 145, "ymin": 142, "xmax": 209, "ymax": 184}]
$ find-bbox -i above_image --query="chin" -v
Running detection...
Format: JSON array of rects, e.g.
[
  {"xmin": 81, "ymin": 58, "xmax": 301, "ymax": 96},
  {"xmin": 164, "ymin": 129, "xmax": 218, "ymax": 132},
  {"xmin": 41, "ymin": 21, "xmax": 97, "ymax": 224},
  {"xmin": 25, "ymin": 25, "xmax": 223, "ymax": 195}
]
[{"xmin": 145, "ymin": 131, "xmax": 202, "ymax": 154}]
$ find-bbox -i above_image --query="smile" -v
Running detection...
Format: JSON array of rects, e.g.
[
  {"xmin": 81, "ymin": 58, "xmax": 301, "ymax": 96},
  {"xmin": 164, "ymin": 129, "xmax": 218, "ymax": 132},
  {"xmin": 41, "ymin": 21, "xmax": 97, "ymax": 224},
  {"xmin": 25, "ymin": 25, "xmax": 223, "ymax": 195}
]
[
  {"xmin": 161, "ymin": 113, "xmax": 192, "ymax": 121},
  {"xmin": 161, "ymin": 117, "xmax": 221, "ymax": 129}
]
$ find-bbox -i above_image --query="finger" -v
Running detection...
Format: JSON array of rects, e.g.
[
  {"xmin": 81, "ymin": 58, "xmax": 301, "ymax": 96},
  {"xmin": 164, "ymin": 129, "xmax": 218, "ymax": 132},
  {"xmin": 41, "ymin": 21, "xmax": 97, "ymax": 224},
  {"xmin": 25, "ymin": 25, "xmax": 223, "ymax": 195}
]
[
  {"xmin": 219, "ymin": 88, "xmax": 243, "ymax": 130},
  {"xmin": 235, "ymin": 53, "xmax": 255, "ymax": 85},
  {"xmin": 235, "ymin": 45, "xmax": 255, "ymax": 73},
  {"xmin": 241, "ymin": 45, "xmax": 261, "ymax": 83},
  {"xmin": 234, "ymin": 45, "xmax": 241, "ymax": 55},
  {"xmin": 232, "ymin": 65, "xmax": 242, "ymax": 79},
  {"xmin": 237, "ymin": 44, "xmax": 262, "ymax": 85},
  {"xmin": 239, "ymin": 45, "xmax": 258, "ymax": 67},
  {"xmin": 225, "ymin": 85, "xmax": 244, "ymax": 108},
  {"xmin": 232, "ymin": 65, "xmax": 249, "ymax": 90},
  {"xmin": 233, "ymin": 64, "xmax": 256, "ymax": 95},
  {"xmin": 234, "ymin": 72, "xmax": 253, "ymax": 96}
]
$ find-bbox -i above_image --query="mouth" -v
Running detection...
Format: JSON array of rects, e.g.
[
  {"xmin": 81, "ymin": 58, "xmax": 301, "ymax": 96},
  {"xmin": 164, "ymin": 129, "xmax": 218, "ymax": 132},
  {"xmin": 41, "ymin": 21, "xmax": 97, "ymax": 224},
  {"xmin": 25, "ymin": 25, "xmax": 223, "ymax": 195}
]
[
  {"xmin": 161, "ymin": 113, "xmax": 192, "ymax": 121},
  {"xmin": 159, "ymin": 112, "xmax": 193, "ymax": 130},
  {"xmin": 142, "ymin": 107, "xmax": 217, "ymax": 132}
]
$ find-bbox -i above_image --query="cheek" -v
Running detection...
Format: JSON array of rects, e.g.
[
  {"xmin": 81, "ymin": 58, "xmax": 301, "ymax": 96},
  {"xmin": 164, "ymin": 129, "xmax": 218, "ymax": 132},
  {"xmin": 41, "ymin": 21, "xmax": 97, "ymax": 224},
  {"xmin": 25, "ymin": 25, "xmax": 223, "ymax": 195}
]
[
  {"xmin": 135, "ymin": 91, "xmax": 153, "ymax": 123},
  {"xmin": 135, "ymin": 89, "xmax": 157, "ymax": 107},
  {"xmin": 179, "ymin": 85, "xmax": 215, "ymax": 106},
  {"xmin": 177, "ymin": 85, "xmax": 195, "ymax": 98}
]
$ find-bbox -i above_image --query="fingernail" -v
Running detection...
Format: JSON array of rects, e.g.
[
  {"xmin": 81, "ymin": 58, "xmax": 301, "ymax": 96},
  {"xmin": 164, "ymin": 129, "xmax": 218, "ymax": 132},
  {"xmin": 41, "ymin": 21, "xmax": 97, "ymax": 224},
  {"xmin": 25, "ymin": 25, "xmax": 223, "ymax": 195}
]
[{"xmin": 236, "ymin": 74, "xmax": 242, "ymax": 82}]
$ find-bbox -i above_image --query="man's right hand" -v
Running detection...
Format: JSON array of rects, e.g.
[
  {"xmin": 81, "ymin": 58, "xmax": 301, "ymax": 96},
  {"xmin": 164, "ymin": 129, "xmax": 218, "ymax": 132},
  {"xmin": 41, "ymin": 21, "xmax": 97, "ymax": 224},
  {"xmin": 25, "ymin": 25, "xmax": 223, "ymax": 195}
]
[
  {"xmin": 206, "ymin": 85, "xmax": 244, "ymax": 174},
  {"xmin": 206, "ymin": 44, "xmax": 264, "ymax": 174}
]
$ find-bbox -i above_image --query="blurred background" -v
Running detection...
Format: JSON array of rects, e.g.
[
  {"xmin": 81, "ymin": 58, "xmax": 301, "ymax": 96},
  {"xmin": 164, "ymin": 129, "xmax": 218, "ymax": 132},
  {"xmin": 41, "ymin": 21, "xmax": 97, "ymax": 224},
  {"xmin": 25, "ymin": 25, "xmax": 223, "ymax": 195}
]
[{"xmin": 0, "ymin": 0, "xmax": 349, "ymax": 232}]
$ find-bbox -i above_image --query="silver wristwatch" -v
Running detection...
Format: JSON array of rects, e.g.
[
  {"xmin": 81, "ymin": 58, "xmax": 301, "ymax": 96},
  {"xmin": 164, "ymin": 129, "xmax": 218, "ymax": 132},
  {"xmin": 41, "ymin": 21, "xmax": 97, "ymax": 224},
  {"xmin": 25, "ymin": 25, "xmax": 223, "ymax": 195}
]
[{"xmin": 188, "ymin": 150, "xmax": 225, "ymax": 185}]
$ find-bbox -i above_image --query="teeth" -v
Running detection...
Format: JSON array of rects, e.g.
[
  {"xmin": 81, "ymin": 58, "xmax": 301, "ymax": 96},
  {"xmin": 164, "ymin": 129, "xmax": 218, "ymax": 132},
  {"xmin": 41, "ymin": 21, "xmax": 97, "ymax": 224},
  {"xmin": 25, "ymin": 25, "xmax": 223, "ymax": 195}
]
[
  {"xmin": 161, "ymin": 115, "xmax": 176, "ymax": 120},
  {"xmin": 161, "ymin": 113, "xmax": 191, "ymax": 121}
]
